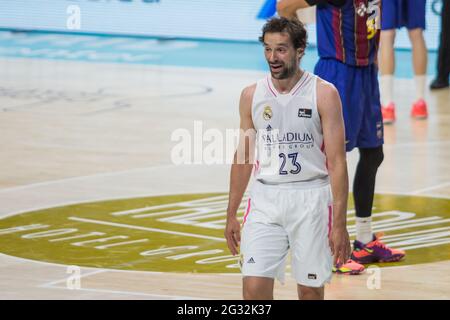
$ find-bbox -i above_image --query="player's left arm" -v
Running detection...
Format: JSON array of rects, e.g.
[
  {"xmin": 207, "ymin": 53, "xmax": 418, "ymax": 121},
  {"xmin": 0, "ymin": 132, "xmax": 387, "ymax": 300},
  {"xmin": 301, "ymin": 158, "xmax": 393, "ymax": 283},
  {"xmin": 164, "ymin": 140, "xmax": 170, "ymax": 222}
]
[
  {"xmin": 277, "ymin": 0, "xmax": 311, "ymax": 18},
  {"xmin": 316, "ymin": 79, "xmax": 350, "ymax": 265}
]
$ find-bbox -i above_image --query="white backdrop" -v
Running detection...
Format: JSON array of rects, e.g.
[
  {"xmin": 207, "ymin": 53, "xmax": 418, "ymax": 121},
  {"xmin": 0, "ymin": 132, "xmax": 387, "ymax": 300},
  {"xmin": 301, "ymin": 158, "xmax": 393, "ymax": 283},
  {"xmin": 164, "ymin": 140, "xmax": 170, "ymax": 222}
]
[{"xmin": 0, "ymin": 0, "xmax": 442, "ymax": 49}]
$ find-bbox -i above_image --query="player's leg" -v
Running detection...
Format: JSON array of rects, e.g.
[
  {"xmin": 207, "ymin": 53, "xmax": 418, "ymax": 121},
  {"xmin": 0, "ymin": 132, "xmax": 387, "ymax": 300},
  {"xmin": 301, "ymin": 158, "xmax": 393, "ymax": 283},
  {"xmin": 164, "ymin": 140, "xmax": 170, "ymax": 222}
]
[
  {"xmin": 379, "ymin": 30, "xmax": 396, "ymax": 76},
  {"xmin": 353, "ymin": 146, "xmax": 384, "ymax": 246},
  {"xmin": 287, "ymin": 184, "xmax": 333, "ymax": 298},
  {"xmin": 353, "ymin": 64, "xmax": 383, "ymax": 244},
  {"xmin": 408, "ymin": 28, "xmax": 428, "ymax": 78},
  {"xmin": 297, "ymin": 285, "xmax": 324, "ymax": 300},
  {"xmin": 241, "ymin": 221, "xmax": 287, "ymax": 300},
  {"xmin": 379, "ymin": 30, "xmax": 396, "ymax": 124},
  {"xmin": 407, "ymin": 0, "xmax": 428, "ymax": 118},
  {"xmin": 243, "ymin": 277, "xmax": 274, "ymax": 300},
  {"xmin": 240, "ymin": 182, "xmax": 289, "ymax": 300},
  {"xmin": 379, "ymin": 0, "xmax": 399, "ymax": 124},
  {"xmin": 408, "ymin": 28, "xmax": 428, "ymax": 118}
]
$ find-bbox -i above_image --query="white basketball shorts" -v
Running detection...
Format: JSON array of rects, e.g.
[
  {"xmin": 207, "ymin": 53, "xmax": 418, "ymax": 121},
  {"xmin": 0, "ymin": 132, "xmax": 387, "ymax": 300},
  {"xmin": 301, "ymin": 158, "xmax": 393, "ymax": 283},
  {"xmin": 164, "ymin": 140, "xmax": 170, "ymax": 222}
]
[{"xmin": 240, "ymin": 180, "xmax": 333, "ymax": 288}]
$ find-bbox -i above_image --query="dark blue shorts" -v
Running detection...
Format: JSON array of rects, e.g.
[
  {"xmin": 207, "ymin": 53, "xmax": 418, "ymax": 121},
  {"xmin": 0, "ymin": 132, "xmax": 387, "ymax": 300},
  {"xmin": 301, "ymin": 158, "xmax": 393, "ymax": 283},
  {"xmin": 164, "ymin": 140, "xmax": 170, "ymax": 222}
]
[
  {"xmin": 381, "ymin": 0, "xmax": 426, "ymax": 30},
  {"xmin": 314, "ymin": 58, "xmax": 384, "ymax": 152}
]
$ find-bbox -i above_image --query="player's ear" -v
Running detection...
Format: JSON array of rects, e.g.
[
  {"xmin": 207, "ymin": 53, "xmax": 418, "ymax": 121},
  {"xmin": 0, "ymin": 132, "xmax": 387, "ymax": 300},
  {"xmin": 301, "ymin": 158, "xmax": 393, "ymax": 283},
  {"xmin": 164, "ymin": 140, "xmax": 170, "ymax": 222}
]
[{"xmin": 297, "ymin": 48, "xmax": 305, "ymax": 60}]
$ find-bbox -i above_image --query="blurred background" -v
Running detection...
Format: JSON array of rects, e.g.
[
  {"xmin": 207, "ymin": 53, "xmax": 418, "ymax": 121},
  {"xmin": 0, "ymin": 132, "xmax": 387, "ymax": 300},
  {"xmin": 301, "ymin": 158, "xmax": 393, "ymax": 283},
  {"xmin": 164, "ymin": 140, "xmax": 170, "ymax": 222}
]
[{"xmin": 0, "ymin": 0, "xmax": 444, "ymax": 78}]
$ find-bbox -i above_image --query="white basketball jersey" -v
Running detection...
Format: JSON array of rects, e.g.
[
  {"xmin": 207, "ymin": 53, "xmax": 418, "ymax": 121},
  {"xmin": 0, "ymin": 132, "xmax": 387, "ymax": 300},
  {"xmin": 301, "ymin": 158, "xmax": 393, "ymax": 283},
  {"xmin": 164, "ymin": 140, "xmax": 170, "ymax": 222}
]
[{"xmin": 252, "ymin": 71, "xmax": 329, "ymax": 185}]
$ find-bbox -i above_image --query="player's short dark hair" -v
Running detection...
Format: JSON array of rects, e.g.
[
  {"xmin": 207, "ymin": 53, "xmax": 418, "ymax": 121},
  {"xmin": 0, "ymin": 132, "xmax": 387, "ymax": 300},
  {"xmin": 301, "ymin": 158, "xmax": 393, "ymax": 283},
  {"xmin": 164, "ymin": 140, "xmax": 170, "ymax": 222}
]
[{"xmin": 259, "ymin": 17, "xmax": 308, "ymax": 51}]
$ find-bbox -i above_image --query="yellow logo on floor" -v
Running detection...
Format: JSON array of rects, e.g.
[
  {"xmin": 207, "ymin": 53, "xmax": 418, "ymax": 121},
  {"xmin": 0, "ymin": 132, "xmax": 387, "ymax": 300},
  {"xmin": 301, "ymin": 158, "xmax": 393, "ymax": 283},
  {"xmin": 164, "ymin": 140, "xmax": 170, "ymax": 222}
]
[{"xmin": 0, "ymin": 193, "xmax": 449, "ymax": 272}]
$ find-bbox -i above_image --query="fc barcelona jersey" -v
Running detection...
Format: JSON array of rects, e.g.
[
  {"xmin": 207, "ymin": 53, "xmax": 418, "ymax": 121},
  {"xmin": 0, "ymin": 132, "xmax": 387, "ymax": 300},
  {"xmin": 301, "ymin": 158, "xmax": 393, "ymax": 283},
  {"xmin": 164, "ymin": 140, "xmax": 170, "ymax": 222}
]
[{"xmin": 316, "ymin": 0, "xmax": 381, "ymax": 66}]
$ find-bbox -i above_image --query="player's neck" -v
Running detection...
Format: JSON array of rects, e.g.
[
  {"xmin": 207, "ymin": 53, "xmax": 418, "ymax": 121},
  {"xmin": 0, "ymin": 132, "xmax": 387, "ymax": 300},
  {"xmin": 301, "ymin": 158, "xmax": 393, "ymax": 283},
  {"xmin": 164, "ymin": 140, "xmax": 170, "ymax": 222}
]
[{"xmin": 271, "ymin": 69, "xmax": 304, "ymax": 94}]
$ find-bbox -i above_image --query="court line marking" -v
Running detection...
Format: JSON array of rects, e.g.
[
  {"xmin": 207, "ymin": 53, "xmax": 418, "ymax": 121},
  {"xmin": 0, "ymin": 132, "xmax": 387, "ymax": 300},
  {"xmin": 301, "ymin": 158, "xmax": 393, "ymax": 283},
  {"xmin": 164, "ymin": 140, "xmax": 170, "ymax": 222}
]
[
  {"xmin": 2, "ymin": 245, "xmax": 446, "ymax": 276},
  {"xmin": 0, "ymin": 252, "xmax": 165, "ymax": 276},
  {"xmin": 68, "ymin": 216, "xmax": 226, "ymax": 242},
  {"xmin": 39, "ymin": 268, "xmax": 208, "ymax": 300},
  {"xmin": 410, "ymin": 181, "xmax": 450, "ymax": 195},
  {"xmin": 383, "ymin": 140, "xmax": 450, "ymax": 148},
  {"xmin": 0, "ymin": 164, "xmax": 177, "ymax": 194},
  {"xmin": 1, "ymin": 251, "xmax": 448, "ymax": 299},
  {"xmin": 40, "ymin": 269, "xmax": 107, "ymax": 287},
  {"xmin": 40, "ymin": 285, "xmax": 207, "ymax": 300},
  {"xmin": 0, "ymin": 167, "xmax": 448, "ymax": 214},
  {"xmin": 39, "ymin": 264, "xmax": 430, "ymax": 299},
  {"xmin": 81, "ymin": 85, "xmax": 213, "ymax": 116}
]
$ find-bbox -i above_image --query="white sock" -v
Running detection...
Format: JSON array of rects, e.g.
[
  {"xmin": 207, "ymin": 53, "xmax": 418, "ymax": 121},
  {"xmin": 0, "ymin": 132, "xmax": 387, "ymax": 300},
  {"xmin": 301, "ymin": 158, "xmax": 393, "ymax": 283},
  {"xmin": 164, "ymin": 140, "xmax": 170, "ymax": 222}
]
[
  {"xmin": 356, "ymin": 217, "xmax": 373, "ymax": 244},
  {"xmin": 415, "ymin": 75, "xmax": 426, "ymax": 101},
  {"xmin": 380, "ymin": 75, "xmax": 394, "ymax": 106}
]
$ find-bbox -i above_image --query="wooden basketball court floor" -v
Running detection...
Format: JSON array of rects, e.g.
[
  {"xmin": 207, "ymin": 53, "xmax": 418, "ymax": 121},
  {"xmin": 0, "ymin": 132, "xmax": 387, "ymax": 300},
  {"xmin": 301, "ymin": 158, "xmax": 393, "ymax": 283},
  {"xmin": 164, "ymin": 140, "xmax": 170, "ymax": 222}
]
[{"xmin": 0, "ymin": 56, "xmax": 449, "ymax": 300}]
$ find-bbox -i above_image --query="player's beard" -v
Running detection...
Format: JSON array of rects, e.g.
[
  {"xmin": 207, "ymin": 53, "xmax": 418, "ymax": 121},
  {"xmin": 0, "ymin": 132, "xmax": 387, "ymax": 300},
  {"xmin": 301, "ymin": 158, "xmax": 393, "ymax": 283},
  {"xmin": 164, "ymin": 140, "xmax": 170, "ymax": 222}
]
[{"xmin": 270, "ymin": 58, "xmax": 297, "ymax": 80}]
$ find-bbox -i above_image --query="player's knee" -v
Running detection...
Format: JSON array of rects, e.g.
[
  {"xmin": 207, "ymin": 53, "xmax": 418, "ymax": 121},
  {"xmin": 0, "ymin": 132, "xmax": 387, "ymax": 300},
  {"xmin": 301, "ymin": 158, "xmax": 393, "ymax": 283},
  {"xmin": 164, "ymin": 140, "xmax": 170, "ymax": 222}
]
[
  {"xmin": 381, "ymin": 29, "xmax": 396, "ymax": 45},
  {"xmin": 243, "ymin": 278, "xmax": 273, "ymax": 300},
  {"xmin": 408, "ymin": 28, "xmax": 425, "ymax": 42},
  {"xmin": 359, "ymin": 147, "xmax": 384, "ymax": 169},
  {"xmin": 298, "ymin": 285, "xmax": 324, "ymax": 300},
  {"xmin": 243, "ymin": 287, "xmax": 273, "ymax": 300},
  {"xmin": 372, "ymin": 147, "xmax": 384, "ymax": 168}
]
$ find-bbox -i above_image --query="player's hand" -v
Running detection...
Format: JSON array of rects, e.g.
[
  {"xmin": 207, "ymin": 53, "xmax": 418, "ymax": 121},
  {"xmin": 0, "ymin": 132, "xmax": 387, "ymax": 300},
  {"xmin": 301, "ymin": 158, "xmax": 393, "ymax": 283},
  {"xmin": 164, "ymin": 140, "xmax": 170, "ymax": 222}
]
[
  {"xmin": 224, "ymin": 216, "xmax": 241, "ymax": 256},
  {"xmin": 329, "ymin": 225, "xmax": 351, "ymax": 265}
]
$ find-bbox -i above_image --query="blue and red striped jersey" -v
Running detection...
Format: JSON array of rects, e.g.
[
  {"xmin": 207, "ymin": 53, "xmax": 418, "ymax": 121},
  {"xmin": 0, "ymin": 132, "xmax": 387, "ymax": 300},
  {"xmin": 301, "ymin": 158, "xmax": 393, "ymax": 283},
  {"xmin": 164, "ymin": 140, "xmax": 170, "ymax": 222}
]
[{"xmin": 316, "ymin": 0, "xmax": 381, "ymax": 66}]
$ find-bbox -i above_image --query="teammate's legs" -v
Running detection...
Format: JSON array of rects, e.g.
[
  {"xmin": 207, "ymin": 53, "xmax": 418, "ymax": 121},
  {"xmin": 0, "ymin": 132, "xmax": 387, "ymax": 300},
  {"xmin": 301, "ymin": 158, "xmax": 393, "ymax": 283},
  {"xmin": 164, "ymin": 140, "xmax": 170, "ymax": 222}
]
[
  {"xmin": 380, "ymin": 30, "xmax": 396, "ymax": 76},
  {"xmin": 297, "ymin": 285, "xmax": 324, "ymax": 300},
  {"xmin": 408, "ymin": 28, "xmax": 428, "ymax": 115},
  {"xmin": 379, "ymin": 0, "xmax": 399, "ymax": 123},
  {"xmin": 407, "ymin": 0, "xmax": 428, "ymax": 118},
  {"xmin": 243, "ymin": 277, "xmax": 274, "ymax": 300},
  {"xmin": 353, "ymin": 63, "xmax": 383, "ymax": 242},
  {"xmin": 408, "ymin": 28, "xmax": 428, "ymax": 76},
  {"xmin": 379, "ymin": 29, "xmax": 397, "ymax": 123}
]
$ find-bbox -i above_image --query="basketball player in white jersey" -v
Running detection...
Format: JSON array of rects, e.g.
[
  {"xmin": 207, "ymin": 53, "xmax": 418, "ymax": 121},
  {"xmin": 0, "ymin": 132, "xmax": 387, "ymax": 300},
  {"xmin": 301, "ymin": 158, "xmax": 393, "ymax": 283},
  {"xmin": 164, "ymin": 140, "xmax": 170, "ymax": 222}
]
[{"xmin": 225, "ymin": 17, "xmax": 350, "ymax": 300}]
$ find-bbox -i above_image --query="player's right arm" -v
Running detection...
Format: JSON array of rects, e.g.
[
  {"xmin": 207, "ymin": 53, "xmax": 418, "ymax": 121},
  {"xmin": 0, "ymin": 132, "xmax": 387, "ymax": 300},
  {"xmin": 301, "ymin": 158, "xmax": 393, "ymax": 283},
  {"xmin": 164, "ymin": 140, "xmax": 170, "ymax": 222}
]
[
  {"xmin": 224, "ymin": 84, "xmax": 256, "ymax": 256},
  {"xmin": 277, "ymin": 0, "xmax": 346, "ymax": 19}
]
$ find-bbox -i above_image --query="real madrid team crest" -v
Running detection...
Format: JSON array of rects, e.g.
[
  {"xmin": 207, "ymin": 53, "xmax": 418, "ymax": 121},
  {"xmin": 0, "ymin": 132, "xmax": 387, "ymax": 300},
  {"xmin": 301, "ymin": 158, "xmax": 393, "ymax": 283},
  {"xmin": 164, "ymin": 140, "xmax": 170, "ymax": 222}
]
[{"xmin": 263, "ymin": 106, "xmax": 272, "ymax": 121}]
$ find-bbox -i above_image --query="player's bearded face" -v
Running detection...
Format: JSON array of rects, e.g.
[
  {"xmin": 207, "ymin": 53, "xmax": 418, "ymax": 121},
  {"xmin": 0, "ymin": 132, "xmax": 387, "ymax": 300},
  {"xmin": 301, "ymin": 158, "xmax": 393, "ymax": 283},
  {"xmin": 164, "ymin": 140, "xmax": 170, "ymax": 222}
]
[
  {"xmin": 269, "ymin": 54, "xmax": 297, "ymax": 80},
  {"xmin": 264, "ymin": 33, "xmax": 299, "ymax": 80}
]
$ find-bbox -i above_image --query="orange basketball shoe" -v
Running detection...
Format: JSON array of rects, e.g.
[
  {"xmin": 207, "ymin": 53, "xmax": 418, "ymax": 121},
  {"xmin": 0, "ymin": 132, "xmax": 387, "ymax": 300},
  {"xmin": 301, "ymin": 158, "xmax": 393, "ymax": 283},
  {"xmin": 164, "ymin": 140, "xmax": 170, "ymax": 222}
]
[
  {"xmin": 351, "ymin": 233, "xmax": 406, "ymax": 264},
  {"xmin": 411, "ymin": 99, "xmax": 428, "ymax": 119},
  {"xmin": 381, "ymin": 102, "xmax": 396, "ymax": 124}
]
